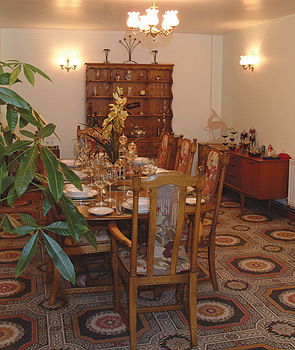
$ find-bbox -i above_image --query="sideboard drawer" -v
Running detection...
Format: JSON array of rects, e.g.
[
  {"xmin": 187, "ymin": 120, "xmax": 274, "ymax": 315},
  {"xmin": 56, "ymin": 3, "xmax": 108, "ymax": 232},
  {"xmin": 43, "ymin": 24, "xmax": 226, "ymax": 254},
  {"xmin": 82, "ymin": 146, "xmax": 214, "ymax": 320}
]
[
  {"xmin": 227, "ymin": 163, "xmax": 242, "ymax": 176},
  {"xmin": 134, "ymin": 141, "xmax": 149, "ymax": 154},
  {"xmin": 150, "ymin": 142, "xmax": 160, "ymax": 155},
  {"xmin": 225, "ymin": 173, "xmax": 241, "ymax": 189}
]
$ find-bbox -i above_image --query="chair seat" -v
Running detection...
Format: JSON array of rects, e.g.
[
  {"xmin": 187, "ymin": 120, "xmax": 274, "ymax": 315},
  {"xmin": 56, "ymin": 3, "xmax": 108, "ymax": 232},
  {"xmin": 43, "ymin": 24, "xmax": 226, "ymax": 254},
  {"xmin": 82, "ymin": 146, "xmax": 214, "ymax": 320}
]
[
  {"xmin": 64, "ymin": 225, "xmax": 110, "ymax": 247},
  {"xmin": 118, "ymin": 242, "xmax": 190, "ymax": 276}
]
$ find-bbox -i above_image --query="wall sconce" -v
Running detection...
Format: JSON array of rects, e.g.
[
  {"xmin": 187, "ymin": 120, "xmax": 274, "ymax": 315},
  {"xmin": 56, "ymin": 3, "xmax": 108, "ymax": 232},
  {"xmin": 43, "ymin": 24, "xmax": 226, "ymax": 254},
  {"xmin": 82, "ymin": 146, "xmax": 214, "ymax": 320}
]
[
  {"xmin": 58, "ymin": 57, "xmax": 78, "ymax": 72},
  {"xmin": 239, "ymin": 55, "xmax": 256, "ymax": 71}
]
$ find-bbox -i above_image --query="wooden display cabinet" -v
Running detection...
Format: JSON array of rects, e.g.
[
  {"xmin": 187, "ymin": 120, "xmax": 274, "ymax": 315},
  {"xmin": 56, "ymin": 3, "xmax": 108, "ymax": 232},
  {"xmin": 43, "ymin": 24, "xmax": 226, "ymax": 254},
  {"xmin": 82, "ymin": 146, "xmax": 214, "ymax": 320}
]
[
  {"xmin": 85, "ymin": 63, "xmax": 177, "ymax": 165},
  {"xmin": 85, "ymin": 63, "xmax": 173, "ymax": 136},
  {"xmin": 198, "ymin": 143, "xmax": 289, "ymax": 212}
]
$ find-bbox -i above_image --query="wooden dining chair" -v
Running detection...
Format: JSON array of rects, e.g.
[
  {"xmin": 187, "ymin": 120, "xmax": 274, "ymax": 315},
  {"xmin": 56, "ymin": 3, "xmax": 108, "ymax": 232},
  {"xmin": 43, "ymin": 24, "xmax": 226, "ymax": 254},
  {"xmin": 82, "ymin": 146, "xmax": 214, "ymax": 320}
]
[
  {"xmin": 174, "ymin": 135, "xmax": 197, "ymax": 175},
  {"xmin": 46, "ymin": 208, "xmax": 112, "ymax": 305},
  {"xmin": 108, "ymin": 169, "xmax": 205, "ymax": 349},
  {"xmin": 157, "ymin": 131, "xmax": 174, "ymax": 169},
  {"xmin": 194, "ymin": 143, "xmax": 230, "ymax": 290},
  {"xmin": 77, "ymin": 124, "xmax": 102, "ymax": 148}
]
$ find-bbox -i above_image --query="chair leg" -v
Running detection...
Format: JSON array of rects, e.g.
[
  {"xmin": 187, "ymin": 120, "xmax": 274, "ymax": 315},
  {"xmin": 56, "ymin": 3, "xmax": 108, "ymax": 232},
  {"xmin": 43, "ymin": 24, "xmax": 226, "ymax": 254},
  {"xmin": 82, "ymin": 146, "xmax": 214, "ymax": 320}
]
[
  {"xmin": 208, "ymin": 231, "xmax": 218, "ymax": 290},
  {"xmin": 129, "ymin": 277, "xmax": 137, "ymax": 350},
  {"xmin": 49, "ymin": 265, "xmax": 61, "ymax": 305},
  {"xmin": 111, "ymin": 244, "xmax": 120, "ymax": 311},
  {"xmin": 189, "ymin": 273, "xmax": 198, "ymax": 346}
]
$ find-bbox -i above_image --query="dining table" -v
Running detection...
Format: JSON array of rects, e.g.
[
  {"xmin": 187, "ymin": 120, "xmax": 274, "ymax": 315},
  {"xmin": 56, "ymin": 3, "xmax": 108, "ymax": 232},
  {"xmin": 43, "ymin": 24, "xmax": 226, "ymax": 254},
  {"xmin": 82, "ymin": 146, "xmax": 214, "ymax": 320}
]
[
  {"xmin": 61, "ymin": 157, "xmax": 211, "ymax": 223},
  {"xmin": 72, "ymin": 179, "xmax": 211, "ymax": 222}
]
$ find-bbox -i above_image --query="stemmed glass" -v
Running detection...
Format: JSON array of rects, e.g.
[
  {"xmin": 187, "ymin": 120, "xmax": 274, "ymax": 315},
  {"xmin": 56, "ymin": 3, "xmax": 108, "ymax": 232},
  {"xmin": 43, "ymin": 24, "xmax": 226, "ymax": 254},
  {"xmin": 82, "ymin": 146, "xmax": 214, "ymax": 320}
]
[
  {"xmin": 103, "ymin": 167, "xmax": 117, "ymax": 203},
  {"xmin": 95, "ymin": 171, "xmax": 107, "ymax": 206},
  {"xmin": 116, "ymin": 157, "xmax": 129, "ymax": 193}
]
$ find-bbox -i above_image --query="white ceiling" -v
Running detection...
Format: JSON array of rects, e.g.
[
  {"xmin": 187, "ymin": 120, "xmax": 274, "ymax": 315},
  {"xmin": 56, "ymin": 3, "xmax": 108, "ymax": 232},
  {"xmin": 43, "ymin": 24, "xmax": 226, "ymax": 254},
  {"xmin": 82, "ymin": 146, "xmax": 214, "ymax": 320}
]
[{"xmin": 1, "ymin": 0, "xmax": 295, "ymax": 35}]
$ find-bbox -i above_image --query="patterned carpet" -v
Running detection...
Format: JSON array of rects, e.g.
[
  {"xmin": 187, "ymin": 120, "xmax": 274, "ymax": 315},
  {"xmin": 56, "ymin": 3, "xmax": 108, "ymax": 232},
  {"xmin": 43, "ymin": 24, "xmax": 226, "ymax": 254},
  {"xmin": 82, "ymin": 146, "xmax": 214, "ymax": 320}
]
[{"xmin": 1, "ymin": 190, "xmax": 295, "ymax": 350}]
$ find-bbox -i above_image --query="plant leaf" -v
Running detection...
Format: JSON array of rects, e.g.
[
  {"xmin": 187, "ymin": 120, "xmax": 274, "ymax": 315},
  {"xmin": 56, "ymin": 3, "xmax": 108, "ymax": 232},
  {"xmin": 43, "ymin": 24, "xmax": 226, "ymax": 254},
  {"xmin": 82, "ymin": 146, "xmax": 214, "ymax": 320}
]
[
  {"xmin": 43, "ymin": 232, "xmax": 75, "ymax": 284},
  {"xmin": 4, "ymin": 140, "xmax": 32, "ymax": 156},
  {"xmin": 15, "ymin": 232, "xmax": 38, "ymax": 277},
  {"xmin": 14, "ymin": 145, "xmax": 39, "ymax": 197},
  {"xmin": 41, "ymin": 145, "xmax": 64, "ymax": 202},
  {"xmin": 19, "ymin": 116, "xmax": 29, "ymax": 129},
  {"xmin": 18, "ymin": 213, "xmax": 38, "ymax": 227},
  {"xmin": 16, "ymin": 107, "xmax": 42, "ymax": 128},
  {"xmin": 0, "ymin": 73, "xmax": 21, "ymax": 85},
  {"xmin": 38, "ymin": 123, "xmax": 56, "ymax": 140},
  {"xmin": 26, "ymin": 64, "xmax": 53, "ymax": 82},
  {"xmin": 13, "ymin": 225, "xmax": 37, "ymax": 236},
  {"xmin": 19, "ymin": 129, "xmax": 37, "ymax": 139},
  {"xmin": 9, "ymin": 64, "xmax": 21, "ymax": 86},
  {"xmin": 0, "ymin": 87, "xmax": 30, "ymax": 109},
  {"xmin": 58, "ymin": 161, "xmax": 82, "ymax": 190},
  {"xmin": 23, "ymin": 64, "xmax": 35, "ymax": 86},
  {"xmin": 45, "ymin": 221, "xmax": 71, "ymax": 236},
  {"xmin": 6, "ymin": 185, "xmax": 18, "ymax": 207}
]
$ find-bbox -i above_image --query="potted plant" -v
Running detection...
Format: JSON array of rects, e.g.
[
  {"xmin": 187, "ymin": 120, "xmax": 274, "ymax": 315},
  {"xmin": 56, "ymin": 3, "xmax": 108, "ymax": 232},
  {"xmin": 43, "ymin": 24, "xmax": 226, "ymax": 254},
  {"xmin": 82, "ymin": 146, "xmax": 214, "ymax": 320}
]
[
  {"xmin": 85, "ymin": 86, "xmax": 128, "ymax": 165},
  {"xmin": 0, "ymin": 60, "xmax": 96, "ymax": 285}
]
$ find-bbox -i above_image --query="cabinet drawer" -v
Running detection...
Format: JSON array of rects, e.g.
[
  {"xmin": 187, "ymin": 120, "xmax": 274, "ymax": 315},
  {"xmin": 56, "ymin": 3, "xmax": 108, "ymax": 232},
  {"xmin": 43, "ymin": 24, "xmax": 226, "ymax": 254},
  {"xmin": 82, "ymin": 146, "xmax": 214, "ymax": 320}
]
[
  {"xmin": 229, "ymin": 154, "xmax": 242, "ymax": 166},
  {"xmin": 134, "ymin": 141, "xmax": 149, "ymax": 154},
  {"xmin": 225, "ymin": 173, "xmax": 241, "ymax": 189},
  {"xmin": 150, "ymin": 141, "xmax": 160, "ymax": 155},
  {"xmin": 227, "ymin": 163, "xmax": 242, "ymax": 176}
]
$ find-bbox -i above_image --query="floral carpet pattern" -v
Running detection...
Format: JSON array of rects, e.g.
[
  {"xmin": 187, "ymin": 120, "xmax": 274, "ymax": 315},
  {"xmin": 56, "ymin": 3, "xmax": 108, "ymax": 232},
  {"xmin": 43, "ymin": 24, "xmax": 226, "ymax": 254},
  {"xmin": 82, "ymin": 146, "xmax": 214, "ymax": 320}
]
[{"xmin": 1, "ymin": 190, "xmax": 295, "ymax": 349}]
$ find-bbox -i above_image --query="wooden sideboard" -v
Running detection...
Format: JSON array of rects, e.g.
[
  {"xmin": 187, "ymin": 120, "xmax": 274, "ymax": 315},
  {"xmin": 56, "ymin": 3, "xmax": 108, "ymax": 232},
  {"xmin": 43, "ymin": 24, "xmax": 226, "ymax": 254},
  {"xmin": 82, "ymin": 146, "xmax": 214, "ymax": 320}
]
[{"xmin": 198, "ymin": 143, "xmax": 289, "ymax": 212}]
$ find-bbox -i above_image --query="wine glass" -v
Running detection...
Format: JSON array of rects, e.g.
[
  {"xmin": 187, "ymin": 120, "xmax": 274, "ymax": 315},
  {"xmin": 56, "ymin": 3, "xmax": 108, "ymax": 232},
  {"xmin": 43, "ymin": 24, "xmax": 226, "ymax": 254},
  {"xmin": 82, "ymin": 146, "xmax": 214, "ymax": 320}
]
[
  {"xmin": 126, "ymin": 149, "xmax": 135, "ymax": 177},
  {"xmin": 103, "ymin": 167, "xmax": 117, "ymax": 203},
  {"xmin": 95, "ymin": 171, "xmax": 107, "ymax": 206},
  {"xmin": 116, "ymin": 157, "xmax": 129, "ymax": 192}
]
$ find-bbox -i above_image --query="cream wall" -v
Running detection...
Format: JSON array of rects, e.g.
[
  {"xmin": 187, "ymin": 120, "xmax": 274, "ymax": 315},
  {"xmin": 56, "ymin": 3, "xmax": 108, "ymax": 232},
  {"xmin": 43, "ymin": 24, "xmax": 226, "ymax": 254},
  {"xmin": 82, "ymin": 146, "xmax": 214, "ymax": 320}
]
[
  {"xmin": 0, "ymin": 28, "xmax": 223, "ymax": 159},
  {"xmin": 222, "ymin": 14, "xmax": 295, "ymax": 158}
]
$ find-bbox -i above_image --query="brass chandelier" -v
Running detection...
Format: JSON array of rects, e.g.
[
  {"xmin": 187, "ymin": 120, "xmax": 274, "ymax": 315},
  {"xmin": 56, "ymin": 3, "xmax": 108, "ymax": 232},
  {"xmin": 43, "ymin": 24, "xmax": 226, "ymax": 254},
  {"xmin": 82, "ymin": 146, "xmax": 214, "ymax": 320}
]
[{"xmin": 127, "ymin": 0, "xmax": 179, "ymax": 40}]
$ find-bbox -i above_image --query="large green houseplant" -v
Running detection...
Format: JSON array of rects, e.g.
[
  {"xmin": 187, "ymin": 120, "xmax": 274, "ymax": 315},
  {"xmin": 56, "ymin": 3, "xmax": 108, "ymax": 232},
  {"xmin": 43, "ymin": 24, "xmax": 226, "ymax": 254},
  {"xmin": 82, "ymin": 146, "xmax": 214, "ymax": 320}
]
[{"xmin": 0, "ymin": 60, "xmax": 96, "ymax": 285}]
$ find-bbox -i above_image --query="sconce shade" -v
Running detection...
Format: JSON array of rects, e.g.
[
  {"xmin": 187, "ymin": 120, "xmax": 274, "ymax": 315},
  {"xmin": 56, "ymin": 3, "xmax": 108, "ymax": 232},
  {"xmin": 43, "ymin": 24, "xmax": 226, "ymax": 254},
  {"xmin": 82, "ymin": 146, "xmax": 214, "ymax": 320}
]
[{"xmin": 240, "ymin": 55, "xmax": 256, "ymax": 71}]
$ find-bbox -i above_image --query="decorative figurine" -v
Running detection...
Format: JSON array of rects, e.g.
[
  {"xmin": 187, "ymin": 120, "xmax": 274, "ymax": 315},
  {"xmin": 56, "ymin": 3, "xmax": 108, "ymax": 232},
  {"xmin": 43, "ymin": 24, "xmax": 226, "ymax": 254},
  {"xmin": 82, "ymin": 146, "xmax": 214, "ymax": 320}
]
[
  {"xmin": 125, "ymin": 70, "xmax": 132, "ymax": 81},
  {"xmin": 103, "ymin": 48, "xmax": 110, "ymax": 63},
  {"xmin": 249, "ymin": 127, "xmax": 256, "ymax": 147},
  {"xmin": 151, "ymin": 50, "xmax": 158, "ymax": 64},
  {"xmin": 267, "ymin": 144, "xmax": 274, "ymax": 157}
]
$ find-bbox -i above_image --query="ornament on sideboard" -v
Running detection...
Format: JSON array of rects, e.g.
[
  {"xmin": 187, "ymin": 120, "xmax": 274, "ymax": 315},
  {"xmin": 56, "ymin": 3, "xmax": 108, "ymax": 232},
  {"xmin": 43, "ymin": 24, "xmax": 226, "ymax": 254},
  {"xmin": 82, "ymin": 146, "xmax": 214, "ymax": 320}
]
[
  {"xmin": 152, "ymin": 50, "xmax": 158, "ymax": 64},
  {"xmin": 103, "ymin": 48, "xmax": 110, "ymax": 63},
  {"xmin": 119, "ymin": 35, "xmax": 141, "ymax": 64},
  {"xmin": 204, "ymin": 108, "xmax": 228, "ymax": 142},
  {"xmin": 249, "ymin": 127, "xmax": 256, "ymax": 147}
]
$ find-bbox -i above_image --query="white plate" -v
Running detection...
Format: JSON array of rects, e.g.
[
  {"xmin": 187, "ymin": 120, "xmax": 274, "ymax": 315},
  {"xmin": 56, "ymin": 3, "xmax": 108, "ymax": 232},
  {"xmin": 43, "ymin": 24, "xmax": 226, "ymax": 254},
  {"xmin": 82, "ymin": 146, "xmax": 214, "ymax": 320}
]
[
  {"xmin": 73, "ymin": 170, "xmax": 87, "ymax": 179},
  {"xmin": 88, "ymin": 207, "xmax": 114, "ymax": 216},
  {"xmin": 156, "ymin": 168, "xmax": 168, "ymax": 173},
  {"xmin": 126, "ymin": 197, "xmax": 150, "ymax": 210},
  {"xmin": 121, "ymin": 199, "xmax": 150, "ymax": 213},
  {"xmin": 133, "ymin": 157, "xmax": 149, "ymax": 166},
  {"xmin": 65, "ymin": 186, "xmax": 98, "ymax": 199},
  {"xmin": 60, "ymin": 158, "xmax": 78, "ymax": 168},
  {"xmin": 186, "ymin": 197, "xmax": 205, "ymax": 205},
  {"xmin": 187, "ymin": 186, "xmax": 194, "ymax": 193}
]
